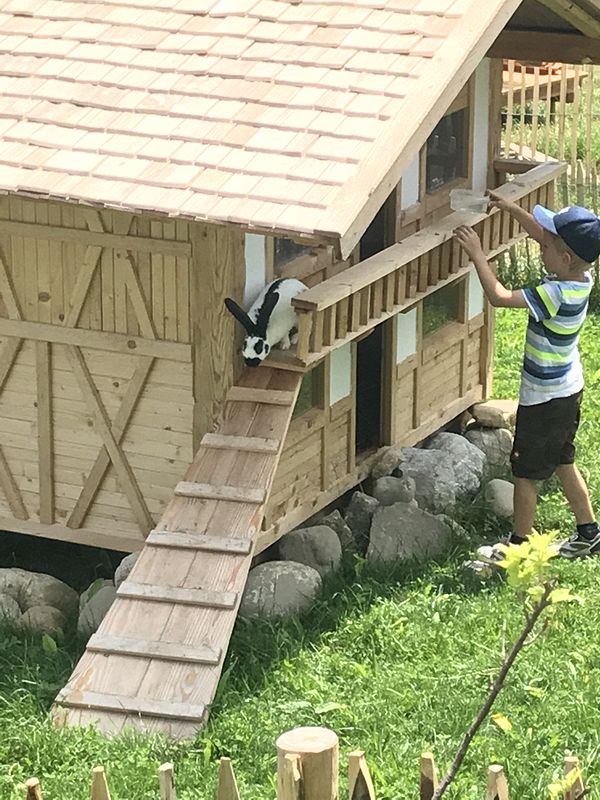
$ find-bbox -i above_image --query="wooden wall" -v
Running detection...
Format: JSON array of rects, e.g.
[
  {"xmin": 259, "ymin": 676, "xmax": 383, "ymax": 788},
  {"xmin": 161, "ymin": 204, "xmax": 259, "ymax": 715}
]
[{"xmin": 0, "ymin": 196, "xmax": 243, "ymax": 552}]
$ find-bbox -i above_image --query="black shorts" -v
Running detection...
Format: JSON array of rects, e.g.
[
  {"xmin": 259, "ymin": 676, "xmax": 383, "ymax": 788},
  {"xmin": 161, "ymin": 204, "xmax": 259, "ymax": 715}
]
[{"xmin": 510, "ymin": 391, "xmax": 583, "ymax": 480}]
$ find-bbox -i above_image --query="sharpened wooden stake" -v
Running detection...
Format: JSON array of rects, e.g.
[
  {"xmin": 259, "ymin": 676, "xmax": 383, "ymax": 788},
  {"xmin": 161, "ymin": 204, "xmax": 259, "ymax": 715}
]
[
  {"xmin": 216, "ymin": 758, "xmax": 240, "ymax": 800},
  {"xmin": 91, "ymin": 767, "xmax": 111, "ymax": 800},
  {"xmin": 348, "ymin": 751, "xmax": 376, "ymax": 800},
  {"xmin": 564, "ymin": 756, "xmax": 585, "ymax": 800},
  {"xmin": 158, "ymin": 763, "xmax": 176, "ymax": 800},
  {"xmin": 485, "ymin": 765, "xmax": 509, "ymax": 800},
  {"xmin": 420, "ymin": 753, "xmax": 439, "ymax": 800},
  {"xmin": 25, "ymin": 779, "xmax": 43, "ymax": 800},
  {"xmin": 280, "ymin": 754, "xmax": 302, "ymax": 800},
  {"xmin": 276, "ymin": 727, "xmax": 338, "ymax": 800}
]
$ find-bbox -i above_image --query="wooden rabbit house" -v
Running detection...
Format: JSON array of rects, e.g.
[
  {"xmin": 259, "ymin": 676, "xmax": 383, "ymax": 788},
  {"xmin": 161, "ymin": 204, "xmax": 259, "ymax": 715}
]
[{"xmin": 0, "ymin": 0, "xmax": 598, "ymax": 737}]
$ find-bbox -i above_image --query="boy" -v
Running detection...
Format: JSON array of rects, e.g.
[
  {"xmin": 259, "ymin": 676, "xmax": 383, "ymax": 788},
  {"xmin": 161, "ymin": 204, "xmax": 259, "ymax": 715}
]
[{"xmin": 453, "ymin": 194, "xmax": 600, "ymax": 565}]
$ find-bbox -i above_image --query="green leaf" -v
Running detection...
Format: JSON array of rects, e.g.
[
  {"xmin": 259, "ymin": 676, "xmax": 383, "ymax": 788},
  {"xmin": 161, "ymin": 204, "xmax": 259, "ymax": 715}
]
[
  {"xmin": 550, "ymin": 588, "xmax": 581, "ymax": 605},
  {"xmin": 315, "ymin": 702, "xmax": 343, "ymax": 715},
  {"xmin": 41, "ymin": 633, "xmax": 57, "ymax": 655},
  {"xmin": 491, "ymin": 712, "xmax": 513, "ymax": 732}
]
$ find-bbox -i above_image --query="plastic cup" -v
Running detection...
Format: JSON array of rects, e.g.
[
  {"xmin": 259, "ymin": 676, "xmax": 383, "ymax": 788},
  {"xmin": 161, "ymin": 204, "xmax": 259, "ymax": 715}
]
[{"xmin": 450, "ymin": 189, "xmax": 488, "ymax": 213}]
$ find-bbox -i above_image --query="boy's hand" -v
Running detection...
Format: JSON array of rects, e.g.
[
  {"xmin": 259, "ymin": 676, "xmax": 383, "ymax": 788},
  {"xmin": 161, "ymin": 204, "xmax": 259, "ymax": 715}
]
[
  {"xmin": 454, "ymin": 226, "xmax": 485, "ymax": 261},
  {"xmin": 486, "ymin": 189, "xmax": 515, "ymax": 213}
]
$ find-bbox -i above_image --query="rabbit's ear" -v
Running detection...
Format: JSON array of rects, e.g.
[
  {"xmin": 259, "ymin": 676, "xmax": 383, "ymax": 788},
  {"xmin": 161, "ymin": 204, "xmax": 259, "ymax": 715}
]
[
  {"xmin": 254, "ymin": 290, "xmax": 280, "ymax": 337},
  {"xmin": 224, "ymin": 298, "xmax": 256, "ymax": 335}
]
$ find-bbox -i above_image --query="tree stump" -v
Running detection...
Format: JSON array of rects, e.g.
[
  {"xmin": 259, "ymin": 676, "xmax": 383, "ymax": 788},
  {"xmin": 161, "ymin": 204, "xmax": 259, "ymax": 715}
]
[{"xmin": 276, "ymin": 726, "xmax": 339, "ymax": 800}]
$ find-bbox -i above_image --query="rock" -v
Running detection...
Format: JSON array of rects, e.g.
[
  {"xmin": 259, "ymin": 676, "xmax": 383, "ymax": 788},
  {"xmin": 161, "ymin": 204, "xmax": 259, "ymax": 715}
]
[
  {"xmin": 344, "ymin": 492, "xmax": 379, "ymax": 546},
  {"xmin": 0, "ymin": 593, "xmax": 21, "ymax": 622},
  {"xmin": 398, "ymin": 448, "xmax": 457, "ymax": 513},
  {"xmin": 77, "ymin": 585, "xmax": 117, "ymax": 638},
  {"xmin": 485, "ymin": 479, "xmax": 514, "ymax": 519},
  {"xmin": 372, "ymin": 476, "xmax": 416, "ymax": 507},
  {"xmin": 425, "ymin": 432, "xmax": 486, "ymax": 495},
  {"xmin": 79, "ymin": 579, "xmax": 114, "ymax": 613},
  {"xmin": 367, "ymin": 502, "xmax": 452, "ymax": 565},
  {"xmin": 371, "ymin": 445, "xmax": 405, "ymax": 480},
  {"xmin": 0, "ymin": 568, "xmax": 77, "ymax": 618},
  {"xmin": 21, "ymin": 605, "xmax": 66, "ymax": 634},
  {"xmin": 19, "ymin": 571, "xmax": 78, "ymax": 618},
  {"xmin": 319, "ymin": 510, "xmax": 355, "ymax": 552},
  {"xmin": 472, "ymin": 399, "xmax": 518, "ymax": 431},
  {"xmin": 465, "ymin": 427, "xmax": 513, "ymax": 472},
  {"xmin": 114, "ymin": 552, "xmax": 140, "ymax": 589},
  {"xmin": 239, "ymin": 561, "xmax": 322, "ymax": 619},
  {"xmin": 279, "ymin": 525, "xmax": 342, "ymax": 578}
]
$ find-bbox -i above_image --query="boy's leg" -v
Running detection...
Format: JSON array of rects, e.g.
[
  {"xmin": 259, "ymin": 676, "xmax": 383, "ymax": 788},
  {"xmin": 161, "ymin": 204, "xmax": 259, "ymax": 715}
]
[
  {"xmin": 513, "ymin": 477, "xmax": 537, "ymax": 537},
  {"xmin": 555, "ymin": 463, "xmax": 595, "ymax": 525}
]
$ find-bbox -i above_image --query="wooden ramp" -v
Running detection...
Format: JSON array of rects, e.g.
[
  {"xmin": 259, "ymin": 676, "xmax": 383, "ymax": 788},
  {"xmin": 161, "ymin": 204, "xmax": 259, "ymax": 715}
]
[{"xmin": 54, "ymin": 367, "xmax": 301, "ymax": 739}]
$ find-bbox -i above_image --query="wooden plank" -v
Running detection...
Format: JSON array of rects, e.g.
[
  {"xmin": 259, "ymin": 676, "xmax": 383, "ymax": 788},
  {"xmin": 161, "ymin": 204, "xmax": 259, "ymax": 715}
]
[
  {"xmin": 485, "ymin": 764, "xmax": 509, "ymax": 800},
  {"xmin": 0, "ymin": 317, "xmax": 190, "ymax": 361},
  {"xmin": 348, "ymin": 752, "xmax": 376, "ymax": 800},
  {"xmin": 36, "ymin": 341, "xmax": 54, "ymax": 524},
  {"xmin": 0, "ymin": 220, "xmax": 191, "ymax": 256},
  {"xmin": 91, "ymin": 767, "xmax": 112, "ymax": 800},
  {"xmin": 25, "ymin": 779, "xmax": 43, "ymax": 800},
  {"xmin": 217, "ymin": 758, "xmax": 241, "ymax": 800},
  {"xmin": 64, "ymin": 246, "xmax": 103, "ymax": 328},
  {"xmin": 116, "ymin": 581, "xmax": 238, "ymax": 609},
  {"xmin": 87, "ymin": 634, "xmax": 221, "ymax": 665},
  {"xmin": 489, "ymin": 31, "xmax": 600, "ymax": 64},
  {"xmin": 55, "ymin": 690, "xmax": 206, "ymax": 722},
  {"xmin": 226, "ymin": 386, "xmax": 296, "ymax": 406},
  {"xmin": 174, "ymin": 482, "xmax": 266, "ymax": 504},
  {"xmin": 420, "ymin": 753, "xmax": 438, "ymax": 800},
  {"xmin": 536, "ymin": 0, "xmax": 600, "ymax": 36},
  {"xmin": 147, "ymin": 529, "xmax": 253, "ymax": 555},
  {"xmin": 201, "ymin": 433, "xmax": 280, "ymax": 454},
  {"xmin": 158, "ymin": 764, "xmax": 177, "ymax": 800},
  {"xmin": 0, "ymin": 444, "xmax": 27, "ymax": 520}
]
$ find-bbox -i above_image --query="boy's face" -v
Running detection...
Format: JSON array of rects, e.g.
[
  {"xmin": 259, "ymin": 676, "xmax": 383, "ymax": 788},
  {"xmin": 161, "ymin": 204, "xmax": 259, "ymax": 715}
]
[{"xmin": 540, "ymin": 229, "xmax": 572, "ymax": 278}]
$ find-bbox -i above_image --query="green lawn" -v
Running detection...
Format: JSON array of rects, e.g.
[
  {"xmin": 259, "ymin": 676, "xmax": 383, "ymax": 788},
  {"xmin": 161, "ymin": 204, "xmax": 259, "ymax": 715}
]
[{"xmin": 3, "ymin": 310, "xmax": 600, "ymax": 800}]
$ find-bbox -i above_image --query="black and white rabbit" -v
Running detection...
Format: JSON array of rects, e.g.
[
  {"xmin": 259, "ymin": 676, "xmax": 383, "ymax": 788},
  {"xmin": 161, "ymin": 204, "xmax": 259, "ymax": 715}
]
[{"xmin": 224, "ymin": 278, "xmax": 307, "ymax": 367}]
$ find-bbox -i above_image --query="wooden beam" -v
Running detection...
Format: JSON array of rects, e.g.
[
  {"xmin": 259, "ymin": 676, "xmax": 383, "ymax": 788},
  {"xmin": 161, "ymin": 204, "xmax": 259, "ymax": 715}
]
[
  {"xmin": 116, "ymin": 581, "xmax": 238, "ymax": 609},
  {"xmin": 55, "ymin": 690, "xmax": 206, "ymax": 722},
  {"xmin": 489, "ymin": 30, "xmax": 600, "ymax": 63},
  {"xmin": 536, "ymin": 0, "xmax": 600, "ymax": 37}
]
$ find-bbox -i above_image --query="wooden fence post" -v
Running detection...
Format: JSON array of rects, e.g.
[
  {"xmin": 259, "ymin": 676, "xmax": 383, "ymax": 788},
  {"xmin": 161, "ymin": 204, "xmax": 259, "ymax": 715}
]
[
  {"xmin": 158, "ymin": 763, "xmax": 177, "ymax": 800},
  {"xmin": 25, "ymin": 778, "xmax": 43, "ymax": 800},
  {"xmin": 486, "ymin": 765, "xmax": 509, "ymax": 800},
  {"xmin": 348, "ymin": 751, "xmax": 376, "ymax": 800},
  {"xmin": 420, "ymin": 753, "xmax": 438, "ymax": 800},
  {"xmin": 91, "ymin": 767, "xmax": 112, "ymax": 800},
  {"xmin": 276, "ymin": 727, "xmax": 339, "ymax": 800},
  {"xmin": 216, "ymin": 758, "xmax": 241, "ymax": 800},
  {"xmin": 280, "ymin": 754, "xmax": 302, "ymax": 800},
  {"xmin": 563, "ymin": 756, "xmax": 585, "ymax": 800}
]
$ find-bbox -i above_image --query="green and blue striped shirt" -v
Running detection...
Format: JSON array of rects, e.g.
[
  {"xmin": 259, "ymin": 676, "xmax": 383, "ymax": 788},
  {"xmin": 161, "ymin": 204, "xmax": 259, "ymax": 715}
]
[{"xmin": 520, "ymin": 275, "xmax": 592, "ymax": 405}]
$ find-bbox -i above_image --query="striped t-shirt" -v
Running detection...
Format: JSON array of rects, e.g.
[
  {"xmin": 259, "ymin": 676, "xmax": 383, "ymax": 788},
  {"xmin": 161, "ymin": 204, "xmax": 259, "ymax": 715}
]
[{"xmin": 520, "ymin": 275, "xmax": 592, "ymax": 406}]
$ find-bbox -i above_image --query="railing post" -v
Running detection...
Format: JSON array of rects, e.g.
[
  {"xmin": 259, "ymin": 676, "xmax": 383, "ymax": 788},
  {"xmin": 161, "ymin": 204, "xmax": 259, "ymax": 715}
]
[{"xmin": 276, "ymin": 726, "xmax": 339, "ymax": 800}]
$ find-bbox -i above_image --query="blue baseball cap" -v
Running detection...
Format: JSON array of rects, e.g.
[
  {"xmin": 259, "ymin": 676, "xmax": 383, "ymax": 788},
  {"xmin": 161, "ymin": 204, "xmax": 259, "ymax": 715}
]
[{"xmin": 533, "ymin": 204, "xmax": 600, "ymax": 263}]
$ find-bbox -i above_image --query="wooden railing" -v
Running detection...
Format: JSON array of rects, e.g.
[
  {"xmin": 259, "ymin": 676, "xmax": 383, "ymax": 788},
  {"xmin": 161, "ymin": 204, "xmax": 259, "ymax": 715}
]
[{"xmin": 292, "ymin": 162, "xmax": 566, "ymax": 367}]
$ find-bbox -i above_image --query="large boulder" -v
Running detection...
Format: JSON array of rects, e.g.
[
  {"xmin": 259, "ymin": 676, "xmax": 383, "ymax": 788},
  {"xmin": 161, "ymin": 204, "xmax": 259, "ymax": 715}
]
[
  {"xmin": 344, "ymin": 492, "xmax": 379, "ymax": 547},
  {"xmin": 465, "ymin": 427, "xmax": 513, "ymax": 472},
  {"xmin": 319, "ymin": 509, "xmax": 355, "ymax": 552},
  {"xmin": 371, "ymin": 445, "xmax": 405, "ymax": 480},
  {"xmin": 21, "ymin": 605, "xmax": 66, "ymax": 634},
  {"xmin": 424, "ymin": 432, "xmax": 486, "ymax": 495},
  {"xmin": 367, "ymin": 502, "xmax": 452, "ymax": 565},
  {"xmin": 0, "ymin": 593, "xmax": 21, "ymax": 623},
  {"xmin": 398, "ymin": 448, "xmax": 457, "ymax": 513},
  {"xmin": 77, "ymin": 584, "xmax": 117, "ymax": 638},
  {"xmin": 279, "ymin": 525, "xmax": 342, "ymax": 578},
  {"xmin": 79, "ymin": 579, "xmax": 114, "ymax": 613},
  {"xmin": 485, "ymin": 479, "xmax": 514, "ymax": 519},
  {"xmin": 0, "ymin": 568, "xmax": 78, "ymax": 621},
  {"xmin": 371, "ymin": 476, "xmax": 416, "ymax": 507},
  {"xmin": 239, "ymin": 561, "xmax": 322, "ymax": 619},
  {"xmin": 114, "ymin": 553, "xmax": 140, "ymax": 589},
  {"xmin": 472, "ymin": 399, "xmax": 517, "ymax": 431}
]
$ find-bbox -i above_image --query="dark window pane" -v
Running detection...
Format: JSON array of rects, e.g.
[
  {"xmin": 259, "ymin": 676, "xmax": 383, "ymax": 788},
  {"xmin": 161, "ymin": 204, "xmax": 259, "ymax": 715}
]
[
  {"xmin": 274, "ymin": 237, "xmax": 311, "ymax": 268},
  {"xmin": 426, "ymin": 109, "xmax": 468, "ymax": 193},
  {"xmin": 291, "ymin": 365, "xmax": 323, "ymax": 419}
]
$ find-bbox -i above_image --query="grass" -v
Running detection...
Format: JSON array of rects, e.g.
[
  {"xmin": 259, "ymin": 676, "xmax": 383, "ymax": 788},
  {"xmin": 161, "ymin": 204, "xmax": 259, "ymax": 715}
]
[{"xmin": 3, "ymin": 309, "xmax": 600, "ymax": 799}]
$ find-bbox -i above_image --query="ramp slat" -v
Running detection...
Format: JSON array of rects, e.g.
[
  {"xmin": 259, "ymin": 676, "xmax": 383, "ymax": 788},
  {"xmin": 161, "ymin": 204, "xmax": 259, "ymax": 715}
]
[
  {"xmin": 56, "ymin": 690, "xmax": 206, "ymax": 722},
  {"xmin": 147, "ymin": 529, "xmax": 253, "ymax": 555},
  {"xmin": 201, "ymin": 433, "xmax": 280, "ymax": 453},
  {"xmin": 87, "ymin": 634, "xmax": 221, "ymax": 665},
  {"xmin": 226, "ymin": 386, "xmax": 295, "ymax": 405},
  {"xmin": 117, "ymin": 581, "xmax": 237, "ymax": 608},
  {"xmin": 174, "ymin": 482, "xmax": 266, "ymax": 503}
]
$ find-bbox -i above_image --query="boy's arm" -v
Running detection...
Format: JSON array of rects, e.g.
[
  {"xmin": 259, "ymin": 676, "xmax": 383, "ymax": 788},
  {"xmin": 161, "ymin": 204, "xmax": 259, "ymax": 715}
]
[
  {"xmin": 454, "ymin": 226, "xmax": 528, "ymax": 309},
  {"xmin": 487, "ymin": 190, "xmax": 545, "ymax": 244}
]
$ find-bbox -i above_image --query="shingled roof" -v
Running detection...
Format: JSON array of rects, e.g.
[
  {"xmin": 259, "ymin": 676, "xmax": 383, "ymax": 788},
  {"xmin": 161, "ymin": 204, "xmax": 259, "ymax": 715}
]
[{"xmin": 0, "ymin": 0, "xmax": 522, "ymax": 257}]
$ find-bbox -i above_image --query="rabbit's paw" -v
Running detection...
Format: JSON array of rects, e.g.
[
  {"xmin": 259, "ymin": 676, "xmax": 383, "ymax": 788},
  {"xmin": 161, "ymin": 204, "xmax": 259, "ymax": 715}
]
[
  {"xmin": 290, "ymin": 331, "xmax": 299, "ymax": 345},
  {"xmin": 279, "ymin": 333, "xmax": 291, "ymax": 350}
]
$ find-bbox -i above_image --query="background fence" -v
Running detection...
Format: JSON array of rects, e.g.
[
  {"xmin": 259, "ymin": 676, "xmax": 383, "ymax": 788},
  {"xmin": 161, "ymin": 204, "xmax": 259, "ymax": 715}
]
[{"xmin": 21, "ymin": 726, "xmax": 587, "ymax": 800}]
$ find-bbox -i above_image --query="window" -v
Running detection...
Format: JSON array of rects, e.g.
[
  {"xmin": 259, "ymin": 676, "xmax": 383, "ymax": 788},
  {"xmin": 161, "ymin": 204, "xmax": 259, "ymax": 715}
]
[
  {"xmin": 274, "ymin": 237, "xmax": 312, "ymax": 269},
  {"xmin": 425, "ymin": 109, "xmax": 469, "ymax": 193},
  {"xmin": 423, "ymin": 282, "xmax": 461, "ymax": 336},
  {"xmin": 292, "ymin": 365, "xmax": 324, "ymax": 419}
]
